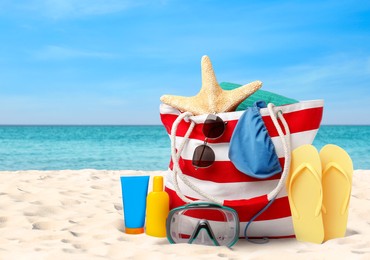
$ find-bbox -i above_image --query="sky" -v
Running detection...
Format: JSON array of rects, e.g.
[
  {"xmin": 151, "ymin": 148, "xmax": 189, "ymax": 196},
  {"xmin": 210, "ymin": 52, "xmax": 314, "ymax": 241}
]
[{"xmin": 0, "ymin": 0, "xmax": 369, "ymax": 125}]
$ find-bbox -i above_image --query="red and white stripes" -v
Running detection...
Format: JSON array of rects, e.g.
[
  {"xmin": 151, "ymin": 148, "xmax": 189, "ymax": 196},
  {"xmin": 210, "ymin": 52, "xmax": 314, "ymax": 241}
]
[{"xmin": 160, "ymin": 100, "xmax": 324, "ymax": 238}]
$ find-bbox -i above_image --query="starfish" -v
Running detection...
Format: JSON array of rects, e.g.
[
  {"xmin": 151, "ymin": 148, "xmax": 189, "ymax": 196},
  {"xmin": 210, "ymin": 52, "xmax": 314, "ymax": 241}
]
[{"xmin": 160, "ymin": 55, "xmax": 262, "ymax": 115}]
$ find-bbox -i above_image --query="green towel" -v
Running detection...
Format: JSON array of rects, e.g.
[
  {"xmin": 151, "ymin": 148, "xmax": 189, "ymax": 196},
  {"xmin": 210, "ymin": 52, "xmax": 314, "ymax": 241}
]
[{"xmin": 220, "ymin": 82, "xmax": 298, "ymax": 111}]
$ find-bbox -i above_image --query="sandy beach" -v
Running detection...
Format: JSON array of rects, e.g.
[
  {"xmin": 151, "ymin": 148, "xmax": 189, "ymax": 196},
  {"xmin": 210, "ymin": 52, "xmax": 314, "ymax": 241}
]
[{"xmin": 0, "ymin": 169, "xmax": 368, "ymax": 259}]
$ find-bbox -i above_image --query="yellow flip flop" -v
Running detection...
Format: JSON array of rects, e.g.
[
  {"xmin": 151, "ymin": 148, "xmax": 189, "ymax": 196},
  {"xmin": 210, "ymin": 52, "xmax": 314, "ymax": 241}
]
[
  {"xmin": 287, "ymin": 144, "xmax": 324, "ymax": 244},
  {"xmin": 320, "ymin": 144, "xmax": 353, "ymax": 241}
]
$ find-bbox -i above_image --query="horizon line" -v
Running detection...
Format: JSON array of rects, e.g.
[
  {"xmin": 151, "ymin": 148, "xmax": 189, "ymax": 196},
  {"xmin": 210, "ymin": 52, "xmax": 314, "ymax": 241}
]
[{"xmin": 0, "ymin": 124, "xmax": 369, "ymax": 127}]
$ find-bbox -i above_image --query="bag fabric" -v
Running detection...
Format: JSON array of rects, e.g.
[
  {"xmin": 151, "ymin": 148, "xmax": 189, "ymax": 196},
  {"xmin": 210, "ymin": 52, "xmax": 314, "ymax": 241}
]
[
  {"xmin": 160, "ymin": 100, "xmax": 324, "ymax": 238},
  {"xmin": 229, "ymin": 100, "xmax": 282, "ymax": 179}
]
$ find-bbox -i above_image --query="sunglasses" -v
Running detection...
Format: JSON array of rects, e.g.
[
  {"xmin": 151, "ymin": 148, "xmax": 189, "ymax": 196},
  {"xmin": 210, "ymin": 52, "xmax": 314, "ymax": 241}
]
[
  {"xmin": 192, "ymin": 114, "xmax": 227, "ymax": 168},
  {"xmin": 166, "ymin": 202, "xmax": 239, "ymax": 247}
]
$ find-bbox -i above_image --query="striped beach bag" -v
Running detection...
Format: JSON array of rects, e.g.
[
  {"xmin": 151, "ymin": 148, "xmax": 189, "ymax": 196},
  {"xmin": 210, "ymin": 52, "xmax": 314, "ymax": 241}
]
[{"xmin": 160, "ymin": 100, "xmax": 324, "ymax": 238}]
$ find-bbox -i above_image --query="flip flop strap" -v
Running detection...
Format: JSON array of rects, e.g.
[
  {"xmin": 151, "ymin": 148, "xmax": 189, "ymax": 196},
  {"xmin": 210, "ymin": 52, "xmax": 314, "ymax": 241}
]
[
  {"xmin": 323, "ymin": 162, "xmax": 351, "ymax": 215},
  {"xmin": 288, "ymin": 163, "xmax": 323, "ymax": 218}
]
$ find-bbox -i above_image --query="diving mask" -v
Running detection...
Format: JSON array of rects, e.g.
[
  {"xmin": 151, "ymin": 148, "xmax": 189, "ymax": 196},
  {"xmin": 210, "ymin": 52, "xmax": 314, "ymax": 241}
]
[{"xmin": 166, "ymin": 202, "xmax": 239, "ymax": 247}]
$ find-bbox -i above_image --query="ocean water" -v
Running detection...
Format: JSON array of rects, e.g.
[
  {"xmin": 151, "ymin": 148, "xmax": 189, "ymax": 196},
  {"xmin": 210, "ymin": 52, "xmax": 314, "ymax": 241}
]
[
  {"xmin": 0, "ymin": 125, "xmax": 369, "ymax": 171},
  {"xmin": 312, "ymin": 125, "xmax": 370, "ymax": 170},
  {"xmin": 0, "ymin": 126, "xmax": 170, "ymax": 171}
]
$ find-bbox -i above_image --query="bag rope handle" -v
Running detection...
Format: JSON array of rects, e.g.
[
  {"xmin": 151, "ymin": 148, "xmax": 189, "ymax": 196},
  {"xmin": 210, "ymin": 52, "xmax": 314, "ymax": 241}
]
[
  {"xmin": 170, "ymin": 112, "xmax": 222, "ymax": 204},
  {"xmin": 170, "ymin": 103, "xmax": 291, "ymax": 204},
  {"xmin": 244, "ymin": 104, "xmax": 291, "ymax": 243},
  {"xmin": 266, "ymin": 103, "xmax": 291, "ymax": 201}
]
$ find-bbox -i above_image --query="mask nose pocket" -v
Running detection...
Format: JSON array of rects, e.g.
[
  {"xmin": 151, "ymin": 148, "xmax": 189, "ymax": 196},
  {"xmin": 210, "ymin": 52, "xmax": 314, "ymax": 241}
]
[{"xmin": 228, "ymin": 101, "xmax": 282, "ymax": 179}]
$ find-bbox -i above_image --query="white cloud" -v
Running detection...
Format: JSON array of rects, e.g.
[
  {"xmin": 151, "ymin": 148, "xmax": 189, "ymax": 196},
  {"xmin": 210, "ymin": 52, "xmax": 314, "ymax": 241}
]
[
  {"xmin": 33, "ymin": 45, "xmax": 115, "ymax": 60},
  {"xmin": 12, "ymin": 0, "xmax": 153, "ymax": 19},
  {"xmin": 258, "ymin": 53, "xmax": 370, "ymax": 124},
  {"xmin": 259, "ymin": 53, "xmax": 370, "ymax": 95}
]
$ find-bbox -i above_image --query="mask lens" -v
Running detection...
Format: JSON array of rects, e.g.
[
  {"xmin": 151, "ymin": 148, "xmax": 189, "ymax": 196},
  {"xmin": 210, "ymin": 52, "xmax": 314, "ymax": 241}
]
[
  {"xmin": 167, "ymin": 206, "xmax": 239, "ymax": 247},
  {"xmin": 202, "ymin": 115, "xmax": 225, "ymax": 139},
  {"xmin": 192, "ymin": 144, "xmax": 215, "ymax": 168}
]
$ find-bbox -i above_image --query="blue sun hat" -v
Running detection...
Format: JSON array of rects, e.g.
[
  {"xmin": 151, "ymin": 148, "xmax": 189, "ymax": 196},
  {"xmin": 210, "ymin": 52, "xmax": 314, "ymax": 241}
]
[{"xmin": 228, "ymin": 101, "xmax": 282, "ymax": 179}]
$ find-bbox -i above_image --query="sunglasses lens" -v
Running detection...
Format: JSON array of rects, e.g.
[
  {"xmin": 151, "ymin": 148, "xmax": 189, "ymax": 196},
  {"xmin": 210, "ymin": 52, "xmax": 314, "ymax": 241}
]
[
  {"xmin": 192, "ymin": 144, "xmax": 215, "ymax": 168},
  {"xmin": 167, "ymin": 205, "xmax": 239, "ymax": 247},
  {"xmin": 203, "ymin": 115, "xmax": 225, "ymax": 139}
]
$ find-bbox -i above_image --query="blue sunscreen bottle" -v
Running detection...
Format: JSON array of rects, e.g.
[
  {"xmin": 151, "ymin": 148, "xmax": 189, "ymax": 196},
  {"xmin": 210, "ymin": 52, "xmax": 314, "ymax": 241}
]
[{"xmin": 120, "ymin": 175, "xmax": 149, "ymax": 234}]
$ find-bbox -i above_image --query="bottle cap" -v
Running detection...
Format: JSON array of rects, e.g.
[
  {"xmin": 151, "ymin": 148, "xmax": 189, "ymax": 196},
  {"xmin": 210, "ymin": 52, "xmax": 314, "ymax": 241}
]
[
  {"xmin": 125, "ymin": 227, "xmax": 144, "ymax": 234},
  {"xmin": 153, "ymin": 176, "xmax": 163, "ymax": 192}
]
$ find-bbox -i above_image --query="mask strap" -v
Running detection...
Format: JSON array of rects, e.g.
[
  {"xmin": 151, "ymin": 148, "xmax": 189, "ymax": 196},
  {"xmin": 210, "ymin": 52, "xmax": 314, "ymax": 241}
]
[{"xmin": 244, "ymin": 103, "xmax": 292, "ymax": 243}]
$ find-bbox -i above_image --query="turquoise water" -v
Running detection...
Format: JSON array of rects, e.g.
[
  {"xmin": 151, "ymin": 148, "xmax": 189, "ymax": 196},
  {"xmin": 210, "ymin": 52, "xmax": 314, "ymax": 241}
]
[
  {"xmin": 312, "ymin": 125, "xmax": 370, "ymax": 170},
  {"xmin": 0, "ymin": 126, "xmax": 170, "ymax": 171},
  {"xmin": 0, "ymin": 125, "xmax": 369, "ymax": 171}
]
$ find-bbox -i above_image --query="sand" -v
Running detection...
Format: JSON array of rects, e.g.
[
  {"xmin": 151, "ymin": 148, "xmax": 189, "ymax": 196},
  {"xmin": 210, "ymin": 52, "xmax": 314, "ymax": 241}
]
[{"xmin": 0, "ymin": 169, "xmax": 368, "ymax": 259}]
